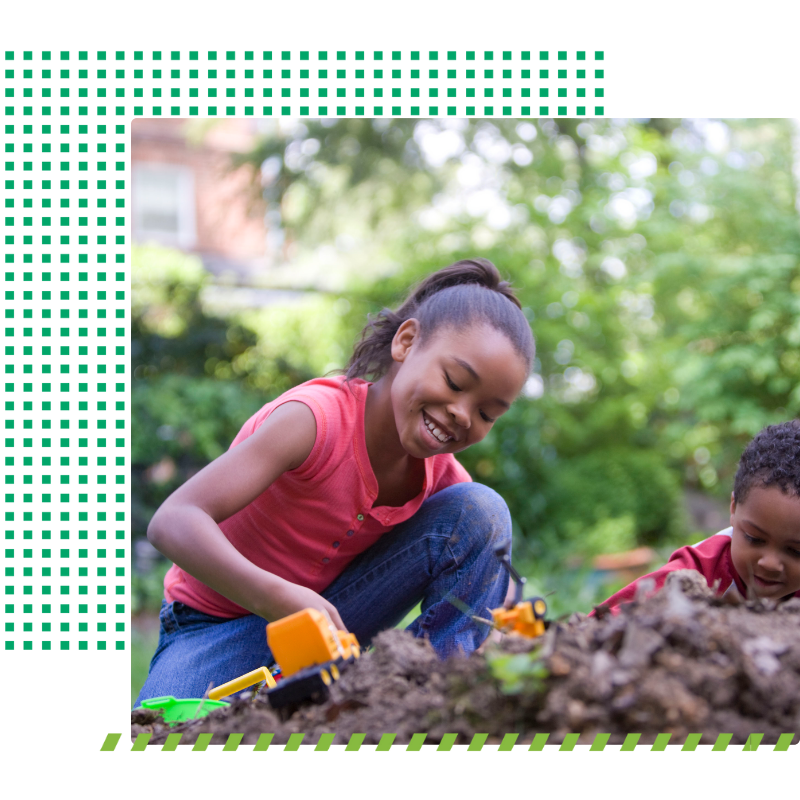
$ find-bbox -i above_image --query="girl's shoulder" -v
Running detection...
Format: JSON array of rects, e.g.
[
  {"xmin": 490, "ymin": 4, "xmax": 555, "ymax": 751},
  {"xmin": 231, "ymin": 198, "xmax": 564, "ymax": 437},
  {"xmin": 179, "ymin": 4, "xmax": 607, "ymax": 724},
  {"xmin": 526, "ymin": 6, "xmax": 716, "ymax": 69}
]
[
  {"xmin": 232, "ymin": 376, "xmax": 369, "ymax": 446},
  {"xmin": 274, "ymin": 375, "xmax": 369, "ymax": 416}
]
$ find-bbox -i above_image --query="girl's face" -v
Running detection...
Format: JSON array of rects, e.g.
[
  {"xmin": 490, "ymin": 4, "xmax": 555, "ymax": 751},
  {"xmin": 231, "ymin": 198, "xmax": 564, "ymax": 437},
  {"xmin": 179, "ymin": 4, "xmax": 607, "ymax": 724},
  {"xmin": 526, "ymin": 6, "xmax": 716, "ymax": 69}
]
[{"xmin": 388, "ymin": 319, "xmax": 529, "ymax": 458}]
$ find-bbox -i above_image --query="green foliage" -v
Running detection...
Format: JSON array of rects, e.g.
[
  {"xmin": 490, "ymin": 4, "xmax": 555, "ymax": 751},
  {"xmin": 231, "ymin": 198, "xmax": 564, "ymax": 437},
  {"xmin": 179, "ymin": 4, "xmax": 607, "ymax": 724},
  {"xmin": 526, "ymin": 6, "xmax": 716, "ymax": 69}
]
[
  {"xmin": 234, "ymin": 120, "xmax": 435, "ymax": 248},
  {"xmin": 132, "ymin": 244, "xmax": 258, "ymax": 381},
  {"xmin": 131, "ymin": 244, "xmax": 269, "ymax": 543},
  {"xmin": 131, "ymin": 375, "xmax": 265, "ymax": 537},
  {"xmin": 655, "ymin": 253, "xmax": 800, "ymax": 489},
  {"xmin": 485, "ymin": 647, "xmax": 549, "ymax": 695},
  {"xmin": 519, "ymin": 562, "xmax": 610, "ymax": 619},
  {"xmin": 455, "ymin": 398, "xmax": 683, "ymax": 565},
  {"xmin": 132, "ymin": 375, "xmax": 264, "ymax": 465},
  {"xmin": 132, "ymin": 244, "xmax": 207, "ymax": 338},
  {"xmin": 235, "ymin": 295, "xmax": 356, "ymax": 393},
  {"xmin": 570, "ymin": 515, "xmax": 638, "ymax": 560},
  {"xmin": 550, "ymin": 449, "xmax": 683, "ymax": 545}
]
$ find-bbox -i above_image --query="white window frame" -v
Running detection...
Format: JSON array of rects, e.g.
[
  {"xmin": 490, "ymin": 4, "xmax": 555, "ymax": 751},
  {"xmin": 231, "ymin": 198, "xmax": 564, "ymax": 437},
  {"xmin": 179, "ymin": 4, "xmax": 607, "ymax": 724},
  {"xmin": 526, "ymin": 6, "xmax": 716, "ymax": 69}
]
[{"xmin": 132, "ymin": 162, "xmax": 197, "ymax": 250}]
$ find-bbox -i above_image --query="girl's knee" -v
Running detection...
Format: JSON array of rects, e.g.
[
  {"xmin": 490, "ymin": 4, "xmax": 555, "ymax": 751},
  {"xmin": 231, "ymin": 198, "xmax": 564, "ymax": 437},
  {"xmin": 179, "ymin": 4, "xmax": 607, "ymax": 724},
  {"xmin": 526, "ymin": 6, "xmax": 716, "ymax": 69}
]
[
  {"xmin": 440, "ymin": 482, "xmax": 511, "ymax": 545},
  {"xmin": 451, "ymin": 481, "xmax": 509, "ymax": 517}
]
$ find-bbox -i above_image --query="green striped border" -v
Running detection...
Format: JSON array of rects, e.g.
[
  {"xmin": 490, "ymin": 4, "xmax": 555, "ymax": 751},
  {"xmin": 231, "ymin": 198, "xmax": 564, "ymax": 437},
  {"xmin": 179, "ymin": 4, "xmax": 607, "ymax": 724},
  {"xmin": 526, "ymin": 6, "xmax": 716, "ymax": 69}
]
[{"xmin": 109, "ymin": 731, "xmax": 798, "ymax": 751}]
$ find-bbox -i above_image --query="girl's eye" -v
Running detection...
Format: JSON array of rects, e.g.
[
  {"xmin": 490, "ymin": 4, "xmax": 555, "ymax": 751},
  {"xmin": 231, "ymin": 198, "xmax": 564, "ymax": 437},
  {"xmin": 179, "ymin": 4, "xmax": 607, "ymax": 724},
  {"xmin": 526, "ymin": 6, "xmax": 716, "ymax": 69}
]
[
  {"xmin": 744, "ymin": 533, "xmax": 763, "ymax": 545},
  {"xmin": 789, "ymin": 549, "xmax": 800, "ymax": 559},
  {"xmin": 443, "ymin": 371, "xmax": 495, "ymax": 423}
]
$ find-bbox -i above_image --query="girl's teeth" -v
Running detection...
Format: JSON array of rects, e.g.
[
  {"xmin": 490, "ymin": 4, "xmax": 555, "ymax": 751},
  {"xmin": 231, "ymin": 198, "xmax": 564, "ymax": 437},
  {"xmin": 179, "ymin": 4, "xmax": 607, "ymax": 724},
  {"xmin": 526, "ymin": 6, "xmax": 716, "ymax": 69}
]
[{"xmin": 423, "ymin": 414, "xmax": 449, "ymax": 443}]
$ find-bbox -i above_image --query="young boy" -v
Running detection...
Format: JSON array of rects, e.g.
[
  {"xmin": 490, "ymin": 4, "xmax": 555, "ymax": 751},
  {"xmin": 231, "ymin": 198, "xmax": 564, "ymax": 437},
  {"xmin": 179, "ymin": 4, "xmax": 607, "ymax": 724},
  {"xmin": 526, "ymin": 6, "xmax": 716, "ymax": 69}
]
[{"xmin": 597, "ymin": 420, "xmax": 800, "ymax": 611}]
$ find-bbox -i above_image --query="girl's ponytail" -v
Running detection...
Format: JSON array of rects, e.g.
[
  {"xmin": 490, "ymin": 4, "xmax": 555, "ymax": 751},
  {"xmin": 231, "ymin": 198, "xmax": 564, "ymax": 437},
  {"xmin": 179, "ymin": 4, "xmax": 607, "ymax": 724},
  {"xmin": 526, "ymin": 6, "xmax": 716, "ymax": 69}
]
[
  {"xmin": 346, "ymin": 258, "xmax": 533, "ymax": 382},
  {"xmin": 401, "ymin": 258, "xmax": 523, "ymax": 312}
]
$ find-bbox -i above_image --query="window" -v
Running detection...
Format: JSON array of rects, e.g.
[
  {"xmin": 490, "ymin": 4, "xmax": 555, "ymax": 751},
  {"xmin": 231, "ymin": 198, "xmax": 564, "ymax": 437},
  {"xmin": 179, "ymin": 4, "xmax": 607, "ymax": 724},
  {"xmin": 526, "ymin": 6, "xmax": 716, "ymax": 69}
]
[{"xmin": 131, "ymin": 163, "xmax": 196, "ymax": 249}]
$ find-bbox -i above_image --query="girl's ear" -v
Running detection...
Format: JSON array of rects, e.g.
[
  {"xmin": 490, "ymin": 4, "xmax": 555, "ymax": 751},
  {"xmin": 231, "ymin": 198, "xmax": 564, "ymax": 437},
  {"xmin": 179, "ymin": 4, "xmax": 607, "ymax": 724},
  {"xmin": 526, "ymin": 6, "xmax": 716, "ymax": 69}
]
[
  {"xmin": 391, "ymin": 318, "xmax": 421, "ymax": 363},
  {"xmin": 729, "ymin": 491, "xmax": 736, "ymax": 519}
]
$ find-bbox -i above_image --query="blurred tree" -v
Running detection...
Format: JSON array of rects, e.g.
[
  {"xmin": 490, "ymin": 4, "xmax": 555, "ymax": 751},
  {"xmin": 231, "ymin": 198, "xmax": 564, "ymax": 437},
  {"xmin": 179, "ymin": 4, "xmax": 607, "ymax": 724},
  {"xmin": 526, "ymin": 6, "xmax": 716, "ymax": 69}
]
[
  {"xmin": 131, "ymin": 246, "xmax": 265, "ymax": 542},
  {"xmin": 132, "ymin": 244, "xmax": 257, "ymax": 380}
]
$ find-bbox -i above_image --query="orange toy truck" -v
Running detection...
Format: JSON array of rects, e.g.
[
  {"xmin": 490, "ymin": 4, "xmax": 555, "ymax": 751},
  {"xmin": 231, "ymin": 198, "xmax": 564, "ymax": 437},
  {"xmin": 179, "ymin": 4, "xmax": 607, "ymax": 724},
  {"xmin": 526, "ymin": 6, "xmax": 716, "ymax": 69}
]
[{"xmin": 208, "ymin": 607, "xmax": 360, "ymax": 709}]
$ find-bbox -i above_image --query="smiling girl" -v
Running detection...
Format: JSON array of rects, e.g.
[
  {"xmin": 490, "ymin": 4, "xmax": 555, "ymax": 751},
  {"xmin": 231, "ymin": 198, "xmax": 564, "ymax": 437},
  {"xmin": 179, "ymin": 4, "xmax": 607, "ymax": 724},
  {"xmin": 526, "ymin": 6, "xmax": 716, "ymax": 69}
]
[{"xmin": 136, "ymin": 258, "xmax": 534, "ymax": 703}]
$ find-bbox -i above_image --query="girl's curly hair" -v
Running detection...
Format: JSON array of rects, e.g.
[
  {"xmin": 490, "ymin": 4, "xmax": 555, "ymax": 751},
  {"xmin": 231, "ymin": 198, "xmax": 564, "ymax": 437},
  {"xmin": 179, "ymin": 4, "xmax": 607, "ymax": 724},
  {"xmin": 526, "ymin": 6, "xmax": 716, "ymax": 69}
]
[
  {"xmin": 733, "ymin": 420, "xmax": 800, "ymax": 503},
  {"xmin": 345, "ymin": 258, "xmax": 534, "ymax": 382}
]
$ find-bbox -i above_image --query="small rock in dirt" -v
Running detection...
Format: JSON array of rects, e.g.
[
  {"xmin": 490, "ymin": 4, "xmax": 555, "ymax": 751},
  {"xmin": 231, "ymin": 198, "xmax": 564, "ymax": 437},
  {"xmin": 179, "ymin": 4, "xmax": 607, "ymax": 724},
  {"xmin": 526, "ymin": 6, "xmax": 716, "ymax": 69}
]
[
  {"xmin": 742, "ymin": 636, "xmax": 789, "ymax": 676},
  {"xmin": 618, "ymin": 622, "xmax": 665, "ymax": 668},
  {"xmin": 548, "ymin": 652, "xmax": 571, "ymax": 676},
  {"xmin": 590, "ymin": 650, "xmax": 615, "ymax": 677},
  {"xmin": 662, "ymin": 573, "xmax": 698, "ymax": 620}
]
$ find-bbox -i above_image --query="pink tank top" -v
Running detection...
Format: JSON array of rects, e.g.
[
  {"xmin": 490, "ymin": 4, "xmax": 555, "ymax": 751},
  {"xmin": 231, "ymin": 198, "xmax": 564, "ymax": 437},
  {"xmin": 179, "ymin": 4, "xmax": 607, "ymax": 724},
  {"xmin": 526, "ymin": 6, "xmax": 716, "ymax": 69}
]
[{"xmin": 163, "ymin": 375, "xmax": 472, "ymax": 617}]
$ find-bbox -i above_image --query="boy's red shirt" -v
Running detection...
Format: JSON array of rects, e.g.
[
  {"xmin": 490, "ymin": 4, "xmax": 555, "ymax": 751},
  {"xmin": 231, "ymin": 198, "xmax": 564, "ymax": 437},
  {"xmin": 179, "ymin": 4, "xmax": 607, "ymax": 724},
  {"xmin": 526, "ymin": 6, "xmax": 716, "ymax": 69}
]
[
  {"xmin": 163, "ymin": 376, "xmax": 471, "ymax": 618},
  {"xmin": 596, "ymin": 528, "xmax": 800, "ymax": 613}
]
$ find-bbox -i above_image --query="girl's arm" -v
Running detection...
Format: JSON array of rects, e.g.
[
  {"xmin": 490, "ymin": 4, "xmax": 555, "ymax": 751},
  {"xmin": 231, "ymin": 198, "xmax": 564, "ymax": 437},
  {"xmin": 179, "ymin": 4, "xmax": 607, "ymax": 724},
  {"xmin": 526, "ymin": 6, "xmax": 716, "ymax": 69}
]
[{"xmin": 147, "ymin": 401, "xmax": 348, "ymax": 630}]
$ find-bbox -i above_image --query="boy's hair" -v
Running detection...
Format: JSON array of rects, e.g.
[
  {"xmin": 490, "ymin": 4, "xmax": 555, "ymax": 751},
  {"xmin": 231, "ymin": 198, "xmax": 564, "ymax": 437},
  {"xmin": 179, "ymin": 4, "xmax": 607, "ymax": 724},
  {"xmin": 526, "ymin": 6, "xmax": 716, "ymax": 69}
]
[
  {"xmin": 345, "ymin": 258, "xmax": 534, "ymax": 381},
  {"xmin": 733, "ymin": 420, "xmax": 800, "ymax": 503}
]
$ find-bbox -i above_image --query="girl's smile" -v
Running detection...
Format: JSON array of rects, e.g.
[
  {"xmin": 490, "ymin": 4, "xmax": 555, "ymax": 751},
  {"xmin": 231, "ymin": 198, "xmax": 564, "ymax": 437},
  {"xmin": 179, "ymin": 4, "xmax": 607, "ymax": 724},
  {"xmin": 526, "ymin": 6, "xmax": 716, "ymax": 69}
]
[
  {"xmin": 384, "ymin": 319, "xmax": 529, "ymax": 461},
  {"xmin": 421, "ymin": 409, "xmax": 455, "ymax": 447}
]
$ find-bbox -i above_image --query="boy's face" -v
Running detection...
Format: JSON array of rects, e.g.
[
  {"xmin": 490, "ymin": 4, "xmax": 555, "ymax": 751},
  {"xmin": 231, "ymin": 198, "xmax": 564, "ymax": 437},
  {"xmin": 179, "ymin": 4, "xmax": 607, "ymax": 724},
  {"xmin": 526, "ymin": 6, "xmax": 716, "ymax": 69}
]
[{"xmin": 729, "ymin": 485, "xmax": 800, "ymax": 599}]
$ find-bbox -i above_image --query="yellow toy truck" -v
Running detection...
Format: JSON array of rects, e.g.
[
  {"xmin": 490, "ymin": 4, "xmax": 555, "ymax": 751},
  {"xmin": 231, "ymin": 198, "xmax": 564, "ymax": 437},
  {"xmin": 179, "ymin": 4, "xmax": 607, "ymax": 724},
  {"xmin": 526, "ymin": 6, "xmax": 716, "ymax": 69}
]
[
  {"xmin": 487, "ymin": 543, "xmax": 548, "ymax": 638},
  {"xmin": 208, "ymin": 607, "xmax": 360, "ymax": 709}
]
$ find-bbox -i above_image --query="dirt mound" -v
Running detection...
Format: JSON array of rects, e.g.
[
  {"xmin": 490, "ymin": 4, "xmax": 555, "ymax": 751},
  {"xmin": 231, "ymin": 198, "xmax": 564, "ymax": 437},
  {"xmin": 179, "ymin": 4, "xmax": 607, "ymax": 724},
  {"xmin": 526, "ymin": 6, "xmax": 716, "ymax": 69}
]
[{"xmin": 132, "ymin": 571, "xmax": 800, "ymax": 746}]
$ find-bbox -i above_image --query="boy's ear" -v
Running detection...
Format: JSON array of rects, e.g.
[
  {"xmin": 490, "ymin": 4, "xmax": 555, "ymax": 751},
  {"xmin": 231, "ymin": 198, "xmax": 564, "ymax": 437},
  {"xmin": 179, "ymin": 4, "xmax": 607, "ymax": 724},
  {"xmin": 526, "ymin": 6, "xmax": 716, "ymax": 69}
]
[{"xmin": 729, "ymin": 491, "xmax": 736, "ymax": 518}]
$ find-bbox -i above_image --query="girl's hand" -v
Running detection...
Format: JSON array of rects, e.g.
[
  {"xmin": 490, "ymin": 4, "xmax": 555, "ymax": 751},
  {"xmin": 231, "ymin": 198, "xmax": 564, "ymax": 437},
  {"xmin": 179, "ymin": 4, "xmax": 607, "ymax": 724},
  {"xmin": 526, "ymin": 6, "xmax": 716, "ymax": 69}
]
[{"xmin": 267, "ymin": 583, "xmax": 348, "ymax": 632}]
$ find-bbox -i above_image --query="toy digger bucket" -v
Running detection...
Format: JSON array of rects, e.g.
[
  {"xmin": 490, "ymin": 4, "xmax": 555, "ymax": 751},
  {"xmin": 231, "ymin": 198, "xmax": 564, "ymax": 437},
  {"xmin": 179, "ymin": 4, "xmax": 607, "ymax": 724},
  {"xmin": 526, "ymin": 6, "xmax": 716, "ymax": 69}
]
[
  {"xmin": 140, "ymin": 695, "xmax": 229, "ymax": 725},
  {"xmin": 207, "ymin": 666, "xmax": 277, "ymax": 700}
]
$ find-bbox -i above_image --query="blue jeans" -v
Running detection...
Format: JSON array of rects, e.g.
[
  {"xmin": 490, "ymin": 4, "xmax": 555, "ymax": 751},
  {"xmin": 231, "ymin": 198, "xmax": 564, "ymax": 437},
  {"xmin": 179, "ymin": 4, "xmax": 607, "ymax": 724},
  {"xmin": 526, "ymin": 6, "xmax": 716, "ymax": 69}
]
[{"xmin": 134, "ymin": 482, "xmax": 511, "ymax": 706}]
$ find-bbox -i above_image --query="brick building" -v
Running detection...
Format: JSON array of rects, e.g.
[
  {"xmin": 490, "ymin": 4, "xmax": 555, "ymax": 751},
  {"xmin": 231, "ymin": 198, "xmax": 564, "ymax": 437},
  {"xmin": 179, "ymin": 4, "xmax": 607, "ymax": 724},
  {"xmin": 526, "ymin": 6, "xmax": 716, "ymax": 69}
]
[{"xmin": 131, "ymin": 118, "xmax": 269, "ymax": 280}]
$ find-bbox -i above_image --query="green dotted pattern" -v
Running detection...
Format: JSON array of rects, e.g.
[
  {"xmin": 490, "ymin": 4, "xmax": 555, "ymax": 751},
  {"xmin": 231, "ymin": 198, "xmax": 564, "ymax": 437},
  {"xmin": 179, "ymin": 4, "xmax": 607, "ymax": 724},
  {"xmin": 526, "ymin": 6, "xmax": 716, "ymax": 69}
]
[
  {"xmin": 2, "ymin": 50, "xmax": 129, "ymax": 654},
  {"xmin": 109, "ymin": 731, "xmax": 796, "ymax": 751},
  {"xmin": 220, "ymin": 48, "xmax": 608, "ymax": 119},
  {"xmin": 4, "ymin": 50, "xmax": 605, "ymax": 123}
]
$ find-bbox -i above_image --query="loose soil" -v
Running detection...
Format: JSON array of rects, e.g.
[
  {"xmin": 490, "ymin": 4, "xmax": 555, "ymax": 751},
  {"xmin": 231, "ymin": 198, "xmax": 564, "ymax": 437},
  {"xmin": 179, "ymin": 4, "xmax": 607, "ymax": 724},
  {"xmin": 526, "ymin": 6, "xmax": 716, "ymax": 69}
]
[{"xmin": 131, "ymin": 571, "xmax": 800, "ymax": 746}]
